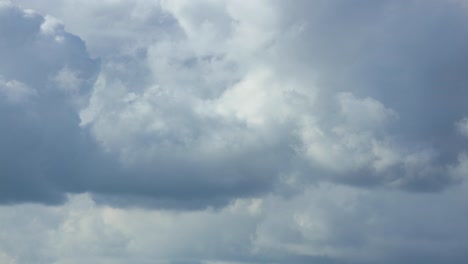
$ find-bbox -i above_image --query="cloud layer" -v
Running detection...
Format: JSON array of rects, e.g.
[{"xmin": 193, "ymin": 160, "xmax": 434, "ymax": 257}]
[
  {"xmin": 1, "ymin": 181, "xmax": 467, "ymax": 264},
  {"xmin": 1, "ymin": 0, "xmax": 468, "ymax": 263}
]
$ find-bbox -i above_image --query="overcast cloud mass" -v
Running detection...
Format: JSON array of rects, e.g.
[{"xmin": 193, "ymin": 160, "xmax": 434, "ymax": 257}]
[{"xmin": 1, "ymin": 0, "xmax": 467, "ymax": 263}]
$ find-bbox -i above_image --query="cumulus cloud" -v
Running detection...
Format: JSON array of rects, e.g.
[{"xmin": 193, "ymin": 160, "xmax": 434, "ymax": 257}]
[
  {"xmin": 0, "ymin": 1, "xmax": 283, "ymax": 208},
  {"xmin": 78, "ymin": 0, "xmax": 468, "ymax": 198},
  {"xmin": 2, "ymin": 0, "xmax": 467, "ymax": 206},
  {"xmin": 2, "ymin": 0, "xmax": 468, "ymax": 263}
]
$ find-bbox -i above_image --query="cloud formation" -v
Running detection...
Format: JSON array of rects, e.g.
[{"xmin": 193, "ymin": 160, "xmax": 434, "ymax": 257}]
[
  {"xmin": 0, "ymin": 1, "xmax": 100, "ymax": 204},
  {"xmin": 1, "ymin": 181, "xmax": 467, "ymax": 264},
  {"xmin": 83, "ymin": 0, "xmax": 468, "ymax": 196},
  {"xmin": 1, "ymin": 0, "xmax": 468, "ymax": 263}
]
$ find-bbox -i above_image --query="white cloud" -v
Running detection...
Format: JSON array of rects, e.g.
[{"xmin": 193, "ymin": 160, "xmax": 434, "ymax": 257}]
[
  {"xmin": 338, "ymin": 92, "xmax": 398, "ymax": 129},
  {"xmin": 0, "ymin": 76, "xmax": 36, "ymax": 103}
]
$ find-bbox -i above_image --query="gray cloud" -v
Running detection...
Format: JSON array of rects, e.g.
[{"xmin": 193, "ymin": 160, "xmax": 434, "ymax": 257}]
[
  {"xmin": 2, "ymin": 0, "xmax": 467, "ymax": 204},
  {"xmin": 0, "ymin": 2, "xmax": 288, "ymax": 208},
  {"xmin": 0, "ymin": 181, "xmax": 467, "ymax": 263},
  {"xmin": 1, "ymin": 0, "xmax": 468, "ymax": 262},
  {"xmin": 0, "ymin": 2, "xmax": 100, "ymax": 204}
]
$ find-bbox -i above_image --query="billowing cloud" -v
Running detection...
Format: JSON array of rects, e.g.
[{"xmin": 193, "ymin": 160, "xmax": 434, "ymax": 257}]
[
  {"xmin": 0, "ymin": 1, "xmax": 285, "ymax": 208},
  {"xmin": 1, "ymin": 0, "xmax": 468, "ymax": 263},
  {"xmin": 80, "ymin": 0, "xmax": 468, "ymax": 196}
]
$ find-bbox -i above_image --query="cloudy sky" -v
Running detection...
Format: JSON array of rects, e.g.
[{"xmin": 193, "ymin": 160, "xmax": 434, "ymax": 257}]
[{"xmin": 1, "ymin": 0, "xmax": 468, "ymax": 263}]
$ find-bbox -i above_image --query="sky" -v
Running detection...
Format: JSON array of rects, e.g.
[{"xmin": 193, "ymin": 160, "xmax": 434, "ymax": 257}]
[{"xmin": 0, "ymin": 0, "xmax": 467, "ymax": 263}]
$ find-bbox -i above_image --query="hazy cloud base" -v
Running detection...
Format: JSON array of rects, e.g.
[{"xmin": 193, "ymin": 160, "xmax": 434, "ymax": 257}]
[{"xmin": 1, "ymin": 0, "xmax": 468, "ymax": 263}]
